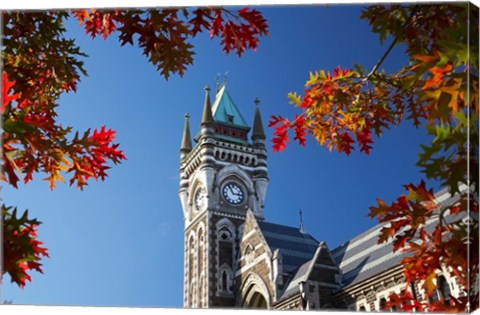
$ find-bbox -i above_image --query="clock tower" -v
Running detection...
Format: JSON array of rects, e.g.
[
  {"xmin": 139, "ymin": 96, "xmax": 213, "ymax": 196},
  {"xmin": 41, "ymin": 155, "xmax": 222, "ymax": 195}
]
[{"xmin": 179, "ymin": 84, "xmax": 268, "ymax": 308}]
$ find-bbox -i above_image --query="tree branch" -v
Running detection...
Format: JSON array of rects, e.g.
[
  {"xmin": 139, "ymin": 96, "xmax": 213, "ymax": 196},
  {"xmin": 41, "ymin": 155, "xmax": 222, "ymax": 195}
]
[
  {"xmin": 365, "ymin": 5, "xmax": 420, "ymax": 80},
  {"xmin": 366, "ymin": 37, "xmax": 399, "ymax": 80}
]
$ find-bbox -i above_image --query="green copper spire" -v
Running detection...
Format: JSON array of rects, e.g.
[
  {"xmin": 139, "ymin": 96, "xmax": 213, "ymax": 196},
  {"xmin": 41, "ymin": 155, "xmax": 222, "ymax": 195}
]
[
  {"xmin": 211, "ymin": 84, "xmax": 249, "ymax": 129},
  {"xmin": 201, "ymin": 85, "xmax": 214, "ymax": 125},
  {"xmin": 180, "ymin": 113, "xmax": 192, "ymax": 158},
  {"xmin": 252, "ymin": 97, "xmax": 265, "ymax": 140}
]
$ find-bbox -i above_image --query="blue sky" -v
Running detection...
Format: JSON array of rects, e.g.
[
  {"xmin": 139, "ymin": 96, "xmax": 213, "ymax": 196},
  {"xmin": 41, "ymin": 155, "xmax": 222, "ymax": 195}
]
[{"xmin": 2, "ymin": 5, "xmax": 438, "ymax": 308}]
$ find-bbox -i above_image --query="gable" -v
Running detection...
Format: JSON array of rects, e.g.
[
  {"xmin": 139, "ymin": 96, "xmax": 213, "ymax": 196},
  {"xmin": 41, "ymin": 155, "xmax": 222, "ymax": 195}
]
[{"xmin": 235, "ymin": 210, "xmax": 275, "ymax": 306}]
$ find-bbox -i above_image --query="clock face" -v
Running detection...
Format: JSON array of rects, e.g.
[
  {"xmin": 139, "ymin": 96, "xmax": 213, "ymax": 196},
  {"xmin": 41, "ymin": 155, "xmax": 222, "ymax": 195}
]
[
  {"xmin": 195, "ymin": 188, "xmax": 207, "ymax": 211},
  {"xmin": 222, "ymin": 182, "xmax": 245, "ymax": 205}
]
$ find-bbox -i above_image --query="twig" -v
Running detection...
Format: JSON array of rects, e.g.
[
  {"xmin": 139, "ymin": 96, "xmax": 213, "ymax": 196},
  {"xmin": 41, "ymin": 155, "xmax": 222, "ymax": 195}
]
[
  {"xmin": 366, "ymin": 37, "xmax": 399, "ymax": 80},
  {"xmin": 364, "ymin": 5, "xmax": 420, "ymax": 81}
]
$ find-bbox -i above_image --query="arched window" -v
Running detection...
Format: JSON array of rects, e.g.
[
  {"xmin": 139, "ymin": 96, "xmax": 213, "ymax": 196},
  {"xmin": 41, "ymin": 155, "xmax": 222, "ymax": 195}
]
[
  {"xmin": 198, "ymin": 227, "xmax": 204, "ymax": 285},
  {"xmin": 215, "ymin": 219, "xmax": 236, "ymax": 295},
  {"xmin": 358, "ymin": 305, "xmax": 366, "ymax": 311},
  {"xmin": 244, "ymin": 244, "xmax": 255, "ymax": 265},
  {"xmin": 188, "ymin": 235, "xmax": 195, "ymax": 284},
  {"xmin": 219, "ymin": 264, "xmax": 233, "ymax": 293}
]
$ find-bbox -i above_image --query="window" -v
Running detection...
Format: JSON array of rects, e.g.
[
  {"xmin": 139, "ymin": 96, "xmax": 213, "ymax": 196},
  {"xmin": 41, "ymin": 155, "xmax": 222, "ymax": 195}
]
[
  {"xmin": 438, "ymin": 275, "xmax": 452, "ymax": 305},
  {"xmin": 379, "ymin": 298, "xmax": 387, "ymax": 311},
  {"xmin": 222, "ymin": 270, "xmax": 228, "ymax": 290},
  {"xmin": 244, "ymin": 244, "xmax": 255, "ymax": 265},
  {"xmin": 215, "ymin": 220, "xmax": 236, "ymax": 295},
  {"xmin": 227, "ymin": 115, "xmax": 234, "ymax": 123},
  {"xmin": 219, "ymin": 265, "xmax": 233, "ymax": 293}
]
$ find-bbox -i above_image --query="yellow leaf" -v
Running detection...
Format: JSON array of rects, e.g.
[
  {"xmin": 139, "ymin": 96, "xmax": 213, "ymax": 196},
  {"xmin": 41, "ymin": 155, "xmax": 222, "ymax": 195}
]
[
  {"xmin": 288, "ymin": 92, "xmax": 302, "ymax": 106},
  {"xmin": 306, "ymin": 71, "xmax": 320, "ymax": 86},
  {"xmin": 424, "ymin": 273, "xmax": 437, "ymax": 295}
]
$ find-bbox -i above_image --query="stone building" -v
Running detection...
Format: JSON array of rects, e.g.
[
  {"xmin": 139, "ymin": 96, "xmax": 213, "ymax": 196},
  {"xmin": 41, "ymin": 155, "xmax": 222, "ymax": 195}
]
[{"xmin": 178, "ymin": 84, "xmax": 465, "ymax": 310}]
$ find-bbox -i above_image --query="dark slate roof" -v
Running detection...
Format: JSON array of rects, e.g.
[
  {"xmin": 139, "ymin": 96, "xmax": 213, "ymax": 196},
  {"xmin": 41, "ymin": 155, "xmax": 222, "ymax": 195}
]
[
  {"xmin": 257, "ymin": 221, "xmax": 319, "ymax": 273},
  {"xmin": 331, "ymin": 187, "xmax": 466, "ymax": 289},
  {"xmin": 331, "ymin": 224, "xmax": 406, "ymax": 288},
  {"xmin": 279, "ymin": 259, "xmax": 313, "ymax": 299}
]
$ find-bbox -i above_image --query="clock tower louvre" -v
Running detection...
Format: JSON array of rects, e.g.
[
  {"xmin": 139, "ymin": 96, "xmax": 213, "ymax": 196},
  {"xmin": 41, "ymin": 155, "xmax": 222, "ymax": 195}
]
[{"xmin": 179, "ymin": 84, "xmax": 269, "ymax": 308}]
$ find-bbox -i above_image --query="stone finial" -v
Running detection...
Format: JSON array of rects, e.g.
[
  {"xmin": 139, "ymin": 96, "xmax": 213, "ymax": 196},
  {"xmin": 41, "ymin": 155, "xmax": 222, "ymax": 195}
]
[
  {"xmin": 201, "ymin": 85, "xmax": 214, "ymax": 125},
  {"xmin": 180, "ymin": 112, "xmax": 192, "ymax": 157}
]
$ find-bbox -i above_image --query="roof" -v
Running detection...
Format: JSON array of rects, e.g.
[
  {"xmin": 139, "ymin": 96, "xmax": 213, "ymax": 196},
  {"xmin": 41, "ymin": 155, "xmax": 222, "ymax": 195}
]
[
  {"xmin": 257, "ymin": 221, "xmax": 319, "ymax": 273},
  {"xmin": 331, "ymin": 222, "xmax": 406, "ymax": 288},
  {"xmin": 278, "ymin": 242, "xmax": 338, "ymax": 300},
  {"xmin": 331, "ymin": 187, "xmax": 467, "ymax": 289},
  {"xmin": 279, "ymin": 259, "xmax": 313, "ymax": 299},
  {"xmin": 211, "ymin": 85, "xmax": 250, "ymax": 130}
]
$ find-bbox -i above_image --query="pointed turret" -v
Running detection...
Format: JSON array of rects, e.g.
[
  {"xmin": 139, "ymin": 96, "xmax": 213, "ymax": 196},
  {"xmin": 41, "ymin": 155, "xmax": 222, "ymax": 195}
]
[
  {"xmin": 201, "ymin": 85, "xmax": 214, "ymax": 125},
  {"xmin": 252, "ymin": 97, "xmax": 266, "ymax": 141},
  {"xmin": 180, "ymin": 113, "xmax": 192, "ymax": 161},
  {"xmin": 251, "ymin": 97, "xmax": 268, "ymax": 215}
]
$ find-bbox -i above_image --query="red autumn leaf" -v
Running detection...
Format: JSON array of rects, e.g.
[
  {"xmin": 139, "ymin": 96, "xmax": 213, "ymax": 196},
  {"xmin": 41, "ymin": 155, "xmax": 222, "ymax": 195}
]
[
  {"xmin": 333, "ymin": 65, "xmax": 353, "ymax": 78},
  {"xmin": 3, "ymin": 206, "xmax": 49, "ymax": 288},
  {"xmin": 356, "ymin": 127, "xmax": 373, "ymax": 154},
  {"xmin": 2, "ymin": 72, "xmax": 20, "ymax": 113},
  {"xmin": 73, "ymin": 9, "xmax": 123, "ymax": 40},
  {"xmin": 189, "ymin": 8, "xmax": 211, "ymax": 35},
  {"xmin": 292, "ymin": 114, "xmax": 307, "ymax": 147},
  {"xmin": 378, "ymin": 225, "xmax": 396, "ymax": 243},
  {"xmin": 336, "ymin": 132, "xmax": 354, "ymax": 155},
  {"xmin": 269, "ymin": 115, "xmax": 290, "ymax": 152},
  {"xmin": 206, "ymin": 8, "xmax": 269, "ymax": 57},
  {"xmin": 210, "ymin": 9, "xmax": 224, "ymax": 38}
]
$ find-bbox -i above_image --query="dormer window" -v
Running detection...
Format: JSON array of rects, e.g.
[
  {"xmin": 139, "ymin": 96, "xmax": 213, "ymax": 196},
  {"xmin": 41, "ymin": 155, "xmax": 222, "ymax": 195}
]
[{"xmin": 227, "ymin": 115, "xmax": 234, "ymax": 123}]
